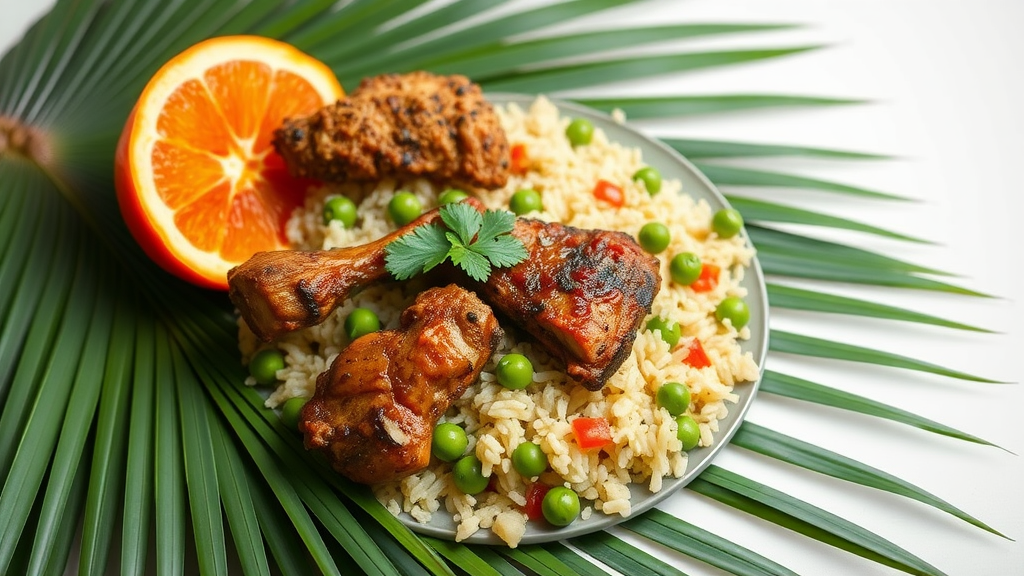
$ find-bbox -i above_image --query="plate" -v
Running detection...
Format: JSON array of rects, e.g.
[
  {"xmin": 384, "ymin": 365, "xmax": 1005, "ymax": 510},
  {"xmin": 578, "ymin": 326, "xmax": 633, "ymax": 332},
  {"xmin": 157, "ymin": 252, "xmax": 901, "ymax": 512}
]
[{"xmin": 399, "ymin": 93, "xmax": 769, "ymax": 545}]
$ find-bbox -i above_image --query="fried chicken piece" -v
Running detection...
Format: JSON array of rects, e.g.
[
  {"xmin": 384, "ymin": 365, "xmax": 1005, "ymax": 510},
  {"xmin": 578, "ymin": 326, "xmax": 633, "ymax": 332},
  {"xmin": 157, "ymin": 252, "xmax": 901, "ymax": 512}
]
[
  {"xmin": 298, "ymin": 285, "xmax": 502, "ymax": 484},
  {"xmin": 229, "ymin": 212, "xmax": 660, "ymax": 390},
  {"xmin": 273, "ymin": 72, "xmax": 509, "ymax": 189},
  {"xmin": 470, "ymin": 220, "xmax": 661, "ymax": 391}
]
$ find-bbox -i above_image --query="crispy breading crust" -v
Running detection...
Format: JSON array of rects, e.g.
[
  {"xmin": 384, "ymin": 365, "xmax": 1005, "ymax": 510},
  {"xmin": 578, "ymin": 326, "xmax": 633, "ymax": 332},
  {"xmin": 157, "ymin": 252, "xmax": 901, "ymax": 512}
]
[{"xmin": 273, "ymin": 72, "xmax": 510, "ymax": 189}]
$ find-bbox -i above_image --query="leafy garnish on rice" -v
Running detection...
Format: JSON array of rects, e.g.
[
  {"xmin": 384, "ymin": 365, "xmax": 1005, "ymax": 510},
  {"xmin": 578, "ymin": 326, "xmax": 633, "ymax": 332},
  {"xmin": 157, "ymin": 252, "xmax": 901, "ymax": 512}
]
[{"xmin": 385, "ymin": 202, "xmax": 528, "ymax": 281}]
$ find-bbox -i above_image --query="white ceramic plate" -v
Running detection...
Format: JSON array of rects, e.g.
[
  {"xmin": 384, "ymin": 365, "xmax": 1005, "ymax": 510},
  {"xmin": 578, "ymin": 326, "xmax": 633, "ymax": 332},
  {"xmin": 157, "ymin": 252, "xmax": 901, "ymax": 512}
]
[{"xmin": 400, "ymin": 93, "xmax": 769, "ymax": 545}]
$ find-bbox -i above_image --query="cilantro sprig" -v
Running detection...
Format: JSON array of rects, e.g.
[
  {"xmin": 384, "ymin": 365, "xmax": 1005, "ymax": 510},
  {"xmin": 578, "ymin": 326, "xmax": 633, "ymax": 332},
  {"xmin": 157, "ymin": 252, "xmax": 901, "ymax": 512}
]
[{"xmin": 384, "ymin": 202, "xmax": 528, "ymax": 282}]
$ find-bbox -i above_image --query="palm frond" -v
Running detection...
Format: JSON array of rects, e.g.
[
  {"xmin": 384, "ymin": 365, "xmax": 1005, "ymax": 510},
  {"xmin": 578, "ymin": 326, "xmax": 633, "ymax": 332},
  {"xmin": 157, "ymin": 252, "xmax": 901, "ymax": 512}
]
[
  {"xmin": 731, "ymin": 424, "xmax": 1004, "ymax": 537},
  {"xmin": 0, "ymin": 1, "xmax": 1009, "ymax": 575},
  {"xmin": 688, "ymin": 467, "xmax": 943, "ymax": 576},
  {"xmin": 759, "ymin": 370, "xmax": 998, "ymax": 446},
  {"xmin": 578, "ymin": 94, "xmax": 862, "ymax": 119}
]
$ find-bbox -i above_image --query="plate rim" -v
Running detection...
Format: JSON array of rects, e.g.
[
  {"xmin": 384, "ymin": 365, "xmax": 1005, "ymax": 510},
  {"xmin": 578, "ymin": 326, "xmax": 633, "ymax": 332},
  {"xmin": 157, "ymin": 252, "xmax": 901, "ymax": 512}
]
[{"xmin": 397, "ymin": 92, "xmax": 770, "ymax": 545}]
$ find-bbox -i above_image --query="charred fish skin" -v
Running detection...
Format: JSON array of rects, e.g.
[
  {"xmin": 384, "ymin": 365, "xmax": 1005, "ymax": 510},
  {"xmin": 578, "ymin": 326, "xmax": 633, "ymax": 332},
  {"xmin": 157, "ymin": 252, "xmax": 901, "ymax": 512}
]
[{"xmin": 298, "ymin": 285, "xmax": 502, "ymax": 485}]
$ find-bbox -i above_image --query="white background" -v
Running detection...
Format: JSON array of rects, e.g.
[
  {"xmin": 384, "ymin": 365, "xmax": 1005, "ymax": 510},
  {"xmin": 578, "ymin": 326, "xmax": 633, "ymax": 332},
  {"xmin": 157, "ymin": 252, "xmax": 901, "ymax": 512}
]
[{"xmin": 3, "ymin": 1, "xmax": 1022, "ymax": 575}]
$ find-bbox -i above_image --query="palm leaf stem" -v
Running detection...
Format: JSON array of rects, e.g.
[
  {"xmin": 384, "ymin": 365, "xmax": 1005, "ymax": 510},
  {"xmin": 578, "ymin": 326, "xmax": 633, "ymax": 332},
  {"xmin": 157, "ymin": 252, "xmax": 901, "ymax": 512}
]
[
  {"xmin": 173, "ymin": 343, "xmax": 229, "ymax": 576},
  {"xmin": 287, "ymin": 0, "xmax": 432, "ymax": 53},
  {"xmin": 20, "ymin": 0, "xmax": 104, "ymax": 124},
  {"xmin": 251, "ymin": 0, "xmax": 338, "ymax": 39},
  {"xmin": 320, "ymin": 0, "xmax": 509, "ymax": 75},
  {"xmin": 153, "ymin": 324, "xmax": 187, "ymax": 576},
  {"xmin": 23, "ymin": 257, "xmax": 112, "ymax": 576},
  {"xmin": 577, "ymin": 94, "xmax": 862, "ymax": 119},
  {"xmin": 756, "ymin": 251, "xmax": 985, "ymax": 296},
  {"xmin": 728, "ymin": 196, "xmax": 926, "ymax": 242},
  {"xmin": 759, "ymin": 371, "xmax": 998, "ymax": 447},
  {"xmin": 732, "ymin": 423, "xmax": 1004, "ymax": 537},
  {"xmin": 329, "ymin": 0, "xmax": 634, "ymax": 82},
  {"xmin": 210, "ymin": 416, "xmax": 273, "ymax": 576},
  {"xmin": 766, "ymin": 284, "xmax": 991, "ymax": 333},
  {"xmin": 480, "ymin": 47, "xmax": 822, "ymax": 95},
  {"xmin": 689, "ymin": 466, "xmax": 943, "ymax": 576},
  {"xmin": 542, "ymin": 543, "xmax": 612, "ymax": 576},
  {"xmin": 501, "ymin": 546, "xmax": 582, "ymax": 576},
  {"xmin": 0, "ymin": 218, "xmax": 87, "ymax": 576},
  {"xmin": 621, "ymin": 509, "xmax": 797, "ymax": 576},
  {"xmin": 662, "ymin": 137, "xmax": 889, "ymax": 160},
  {"xmin": 78, "ymin": 287, "xmax": 136, "ymax": 575},
  {"xmin": 770, "ymin": 330, "xmax": 1000, "ymax": 383},
  {"xmin": 195, "ymin": 359, "xmax": 346, "ymax": 576},
  {"xmin": 424, "ymin": 538, "xmax": 505, "ymax": 576},
  {"xmin": 569, "ymin": 531, "xmax": 685, "ymax": 576},
  {"xmin": 120, "ymin": 313, "xmax": 157, "ymax": 576},
  {"xmin": 700, "ymin": 162, "xmax": 908, "ymax": 201},
  {"xmin": 418, "ymin": 24, "xmax": 797, "ymax": 80},
  {"xmin": 747, "ymin": 226, "xmax": 951, "ymax": 277}
]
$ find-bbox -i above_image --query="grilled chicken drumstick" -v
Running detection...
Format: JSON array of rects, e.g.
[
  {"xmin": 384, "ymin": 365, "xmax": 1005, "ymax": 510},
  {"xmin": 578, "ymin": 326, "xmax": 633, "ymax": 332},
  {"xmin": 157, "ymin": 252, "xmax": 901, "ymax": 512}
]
[
  {"xmin": 299, "ymin": 285, "xmax": 502, "ymax": 484},
  {"xmin": 229, "ymin": 213, "xmax": 660, "ymax": 391},
  {"xmin": 227, "ymin": 203, "xmax": 467, "ymax": 342}
]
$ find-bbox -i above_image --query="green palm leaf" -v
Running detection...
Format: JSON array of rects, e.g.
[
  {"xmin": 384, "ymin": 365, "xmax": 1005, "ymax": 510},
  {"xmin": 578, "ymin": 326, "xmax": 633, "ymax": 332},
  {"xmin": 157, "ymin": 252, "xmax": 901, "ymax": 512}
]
[{"xmin": 0, "ymin": 1, "xmax": 1009, "ymax": 575}]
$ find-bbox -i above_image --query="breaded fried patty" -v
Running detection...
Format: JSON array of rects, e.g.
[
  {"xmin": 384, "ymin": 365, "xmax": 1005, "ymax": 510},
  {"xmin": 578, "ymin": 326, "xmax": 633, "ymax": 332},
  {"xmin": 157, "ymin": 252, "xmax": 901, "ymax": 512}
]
[{"xmin": 273, "ymin": 72, "xmax": 510, "ymax": 189}]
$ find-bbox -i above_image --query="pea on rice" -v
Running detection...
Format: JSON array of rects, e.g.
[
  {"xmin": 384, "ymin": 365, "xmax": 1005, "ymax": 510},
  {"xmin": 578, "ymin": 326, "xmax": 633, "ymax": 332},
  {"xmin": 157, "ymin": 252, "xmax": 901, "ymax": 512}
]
[{"xmin": 237, "ymin": 96, "xmax": 759, "ymax": 548}]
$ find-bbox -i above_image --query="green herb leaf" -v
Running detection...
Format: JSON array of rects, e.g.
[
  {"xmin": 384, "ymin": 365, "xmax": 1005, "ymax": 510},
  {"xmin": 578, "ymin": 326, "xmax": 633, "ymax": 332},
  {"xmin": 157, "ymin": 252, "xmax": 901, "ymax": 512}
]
[
  {"xmin": 384, "ymin": 204, "xmax": 527, "ymax": 282},
  {"xmin": 440, "ymin": 202, "xmax": 482, "ymax": 245},
  {"xmin": 473, "ymin": 235, "xmax": 528, "ymax": 268},
  {"xmin": 476, "ymin": 209, "xmax": 516, "ymax": 244},
  {"xmin": 384, "ymin": 224, "xmax": 451, "ymax": 281}
]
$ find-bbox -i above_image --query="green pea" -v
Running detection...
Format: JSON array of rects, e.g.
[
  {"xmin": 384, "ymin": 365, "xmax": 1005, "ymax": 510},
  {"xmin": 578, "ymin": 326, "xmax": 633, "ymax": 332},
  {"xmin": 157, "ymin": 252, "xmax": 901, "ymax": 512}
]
[
  {"xmin": 646, "ymin": 317, "xmax": 681, "ymax": 349},
  {"xmin": 345, "ymin": 307, "xmax": 380, "ymax": 341},
  {"xmin": 432, "ymin": 423, "xmax": 469, "ymax": 462},
  {"xmin": 388, "ymin": 191, "xmax": 422, "ymax": 226},
  {"xmin": 280, "ymin": 396, "xmax": 308, "ymax": 430},
  {"xmin": 712, "ymin": 208, "xmax": 744, "ymax": 239},
  {"xmin": 632, "ymin": 166, "xmax": 662, "ymax": 195},
  {"xmin": 541, "ymin": 486, "xmax": 580, "ymax": 527},
  {"xmin": 511, "ymin": 442, "xmax": 547, "ymax": 478},
  {"xmin": 656, "ymin": 382, "xmax": 691, "ymax": 417},
  {"xmin": 565, "ymin": 118, "xmax": 594, "ymax": 147},
  {"xmin": 249, "ymin": 348, "xmax": 285, "ymax": 385},
  {"xmin": 669, "ymin": 252, "xmax": 702, "ymax": 285},
  {"xmin": 438, "ymin": 188, "xmax": 469, "ymax": 205},
  {"xmin": 452, "ymin": 455, "xmax": 489, "ymax": 495},
  {"xmin": 322, "ymin": 195, "xmax": 357, "ymax": 228},
  {"xmin": 509, "ymin": 189, "xmax": 542, "ymax": 215},
  {"xmin": 496, "ymin": 353, "xmax": 533, "ymax": 390},
  {"xmin": 676, "ymin": 415, "xmax": 700, "ymax": 450},
  {"xmin": 715, "ymin": 296, "xmax": 750, "ymax": 329},
  {"xmin": 638, "ymin": 222, "xmax": 671, "ymax": 254}
]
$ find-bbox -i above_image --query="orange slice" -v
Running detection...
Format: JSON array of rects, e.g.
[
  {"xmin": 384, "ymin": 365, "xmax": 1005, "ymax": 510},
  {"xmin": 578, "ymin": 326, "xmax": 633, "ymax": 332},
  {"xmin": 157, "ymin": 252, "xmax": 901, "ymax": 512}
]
[{"xmin": 115, "ymin": 35, "xmax": 343, "ymax": 290}]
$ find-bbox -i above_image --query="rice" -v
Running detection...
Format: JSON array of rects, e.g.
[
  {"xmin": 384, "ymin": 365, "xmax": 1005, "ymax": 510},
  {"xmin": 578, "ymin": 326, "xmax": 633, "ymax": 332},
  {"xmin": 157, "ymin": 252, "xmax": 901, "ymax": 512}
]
[{"xmin": 238, "ymin": 96, "xmax": 759, "ymax": 547}]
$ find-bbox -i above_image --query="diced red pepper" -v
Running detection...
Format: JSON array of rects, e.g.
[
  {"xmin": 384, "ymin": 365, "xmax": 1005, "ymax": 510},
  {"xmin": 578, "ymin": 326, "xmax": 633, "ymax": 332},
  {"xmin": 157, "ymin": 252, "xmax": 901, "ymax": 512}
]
[
  {"xmin": 523, "ymin": 483, "xmax": 550, "ymax": 521},
  {"xmin": 572, "ymin": 417, "xmax": 613, "ymax": 450},
  {"xmin": 592, "ymin": 180, "xmax": 624, "ymax": 207},
  {"xmin": 511, "ymin": 144, "xmax": 529, "ymax": 174},
  {"xmin": 682, "ymin": 338, "xmax": 711, "ymax": 369},
  {"xmin": 690, "ymin": 263, "xmax": 720, "ymax": 293}
]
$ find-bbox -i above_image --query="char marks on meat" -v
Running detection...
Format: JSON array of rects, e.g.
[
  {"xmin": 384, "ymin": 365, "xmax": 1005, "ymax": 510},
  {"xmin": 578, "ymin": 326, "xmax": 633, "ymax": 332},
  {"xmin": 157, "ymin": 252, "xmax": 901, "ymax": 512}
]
[
  {"xmin": 273, "ymin": 72, "xmax": 510, "ymax": 189},
  {"xmin": 299, "ymin": 285, "xmax": 502, "ymax": 484},
  {"xmin": 475, "ymin": 219, "xmax": 661, "ymax": 391},
  {"xmin": 228, "ymin": 209, "xmax": 661, "ymax": 391}
]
